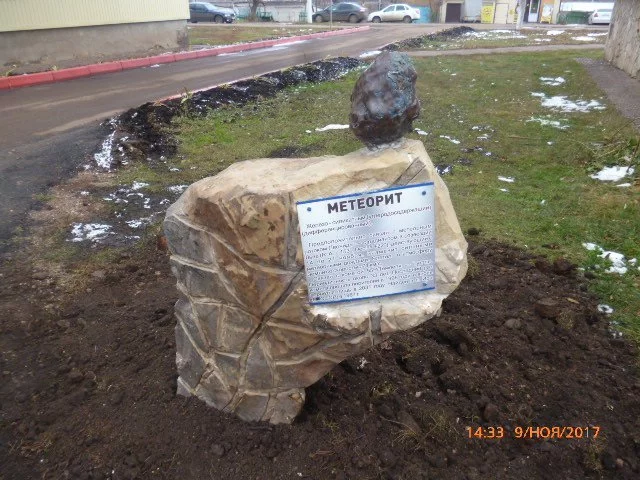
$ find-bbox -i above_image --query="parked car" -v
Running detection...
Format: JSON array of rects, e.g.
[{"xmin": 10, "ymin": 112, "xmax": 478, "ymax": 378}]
[
  {"xmin": 189, "ymin": 2, "xmax": 236, "ymax": 23},
  {"xmin": 313, "ymin": 3, "xmax": 368, "ymax": 23},
  {"xmin": 588, "ymin": 8, "xmax": 612, "ymax": 24},
  {"xmin": 368, "ymin": 4, "xmax": 421, "ymax": 23}
]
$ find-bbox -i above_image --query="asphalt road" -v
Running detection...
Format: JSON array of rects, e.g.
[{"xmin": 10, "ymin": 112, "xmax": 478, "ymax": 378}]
[{"xmin": 1, "ymin": 24, "xmax": 459, "ymax": 252}]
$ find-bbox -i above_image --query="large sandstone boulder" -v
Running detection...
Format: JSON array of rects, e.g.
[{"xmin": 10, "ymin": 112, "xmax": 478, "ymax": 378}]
[{"xmin": 164, "ymin": 138, "xmax": 467, "ymax": 423}]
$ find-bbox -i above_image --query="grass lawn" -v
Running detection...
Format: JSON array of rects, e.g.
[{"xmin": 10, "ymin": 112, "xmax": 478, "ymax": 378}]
[
  {"xmin": 406, "ymin": 28, "xmax": 608, "ymax": 50},
  {"xmin": 165, "ymin": 49, "xmax": 638, "ymax": 339},
  {"xmin": 188, "ymin": 24, "xmax": 332, "ymax": 46}
]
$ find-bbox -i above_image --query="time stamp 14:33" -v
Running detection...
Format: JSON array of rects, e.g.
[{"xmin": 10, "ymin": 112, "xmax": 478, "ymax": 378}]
[{"xmin": 467, "ymin": 425, "xmax": 601, "ymax": 440}]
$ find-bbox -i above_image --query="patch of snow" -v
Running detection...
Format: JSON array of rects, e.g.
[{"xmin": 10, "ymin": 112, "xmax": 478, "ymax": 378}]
[
  {"xmin": 150, "ymin": 64, "xmax": 161, "ymax": 68},
  {"xmin": 587, "ymin": 32, "xmax": 608, "ymax": 37},
  {"xmin": 131, "ymin": 181, "xmax": 149, "ymax": 191},
  {"xmin": 616, "ymin": 183, "xmax": 632, "ymax": 188},
  {"xmin": 80, "ymin": 191, "xmax": 90, "ymax": 196},
  {"xmin": 583, "ymin": 242, "xmax": 628, "ymax": 274},
  {"xmin": 527, "ymin": 117, "xmax": 570, "ymax": 129},
  {"xmin": 357, "ymin": 357, "xmax": 369, "ymax": 370},
  {"xmin": 590, "ymin": 166, "xmax": 634, "ymax": 182},
  {"xmin": 436, "ymin": 165, "xmax": 453, "ymax": 175},
  {"xmin": 477, "ymin": 134, "xmax": 489, "ymax": 140},
  {"xmin": 572, "ymin": 36, "xmax": 595, "ymax": 42},
  {"xmin": 540, "ymin": 76, "xmax": 566, "ymax": 86},
  {"xmin": 499, "ymin": 188, "xmax": 509, "ymax": 192},
  {"xmin": 464, "ymin": 30, "xmax": 526, "ymax": 39},
  {"xmin": 597, "ymin": 304, "xmax": 613, "ymax": 314},
  {"xmin": 531, "ymin": 92, "xmax": 606, "ymax": 112},
  {"xmin": 439, "ymin": 135, "xmax": 460, "ymax": 144},
  {"xmin": 94, "ymin": 131, "xmax": 116, "ymax": 170},
  {"xmin": 498, "ymin": 176, "xmax": 515, "ymax": 183},
  {"xmin": 169, "ymin": 167, "xmax": 181, "ymax": 172},
  {"xmin": 484, "ymin": 152, "xmax": 492, "ymax": 156},
  {"xmin": 540, "ymin": 199, "xmax": 546, "ymax": 205},
  {"xmin": 359, "ymin": 50, "xmax": 381, "ymax": 59},
  {"xmin": 414, "ymin": 129, "xmax": 428, "ymax": 136},
  {"xmin": 547, "ymin": 30, "xmax": 565, "ymax": 36},
  {"xmin": 126, "ymin": 217, "xmax": 153, "ymax": 229},
  {"xmin": 305, "ymin": 130, "xmax": 312, "ymax": 134},
  {"xmin": 315, "ymin": 124, "xmax": 349, "ymax": 132},
  {"xmin": 69, "ymin": 223, "xmax": 112, "ymax": 243},
  {"xmin": 168, "ymin": 185, "xmax": 189, "ymax": 194},
  {"xmin": 534, "ymin": 38, "xmax": 552, "ymax": 42}
]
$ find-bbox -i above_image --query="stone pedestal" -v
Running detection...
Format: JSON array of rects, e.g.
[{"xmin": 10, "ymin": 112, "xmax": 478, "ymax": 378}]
[{"xmin": 164, "ymin": 139, "xmax": 467, "ymax": 423}]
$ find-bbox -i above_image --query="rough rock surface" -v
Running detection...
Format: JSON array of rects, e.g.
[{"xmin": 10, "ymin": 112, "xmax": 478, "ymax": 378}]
[
  {"xmin": 350, "ymin": 51, "xmax": 421, "ymax": 146},
  {"xmin": 164, "ymin": 139, "xmax": 467, "ymax": 423},
  {"xmin": 605, "ymin": 0, "xmax": 640, "ymax": 79}
]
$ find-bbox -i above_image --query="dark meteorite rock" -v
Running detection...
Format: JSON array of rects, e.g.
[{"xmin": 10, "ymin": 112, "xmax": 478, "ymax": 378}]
[{"xmin": 350, "ymin": 51, "xmax": 420, "ymax": 147}]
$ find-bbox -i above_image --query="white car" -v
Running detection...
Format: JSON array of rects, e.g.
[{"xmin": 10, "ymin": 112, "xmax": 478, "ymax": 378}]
[
  {"xmin": 588, "ymin": 8, "xmax": 612, "ymax": 24},
  {"xmin": 368, "ymin": 4, "xmax": 421, "ymax": 23}
]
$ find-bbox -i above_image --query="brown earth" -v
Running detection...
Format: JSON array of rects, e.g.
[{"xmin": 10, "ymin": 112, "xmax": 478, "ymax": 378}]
[{"xmin": 1, "ymin": 236, "xmax": 639, "ymax": 480}]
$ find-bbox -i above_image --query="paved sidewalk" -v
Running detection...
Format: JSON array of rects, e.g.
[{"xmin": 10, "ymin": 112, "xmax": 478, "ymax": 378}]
[
  {"xmin": 578, "ymin": 57, "xmax": 640, "ymax": 131},
  {"xmin": 408, "ymin": 43, "xmax": 604, "ymax": 57}
]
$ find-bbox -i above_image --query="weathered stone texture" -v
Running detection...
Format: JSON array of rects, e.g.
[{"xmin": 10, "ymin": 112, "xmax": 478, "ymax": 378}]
[
  {"xmin": 165, "ymin": 139, "xmax": 467, "ymax": 423},
  {"xmin": 605, "ymin": 0, "xmax": 640, "ymax": 78},
  {"xmin": 350, "ymin": 51, "xmax": 421, "ymax": 146}
]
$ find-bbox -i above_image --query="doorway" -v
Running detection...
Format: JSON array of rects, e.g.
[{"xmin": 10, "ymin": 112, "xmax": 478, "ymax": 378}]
[
  {"xmin": 445, "ymin": 2, "xmax": 461, "ymax": 23},
  {"xmin": 527, "ymin": 0, "xmax": 540, "ymax": 23}
]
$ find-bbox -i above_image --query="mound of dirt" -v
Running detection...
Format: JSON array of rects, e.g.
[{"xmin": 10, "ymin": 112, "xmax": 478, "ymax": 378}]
[
  {"xmin": 384, "ymin": 26, "xmax": 476, "ymax": 51},
  {"xmin": 1, "ymin": 239, "xmax": 638, "ymax": 479}
]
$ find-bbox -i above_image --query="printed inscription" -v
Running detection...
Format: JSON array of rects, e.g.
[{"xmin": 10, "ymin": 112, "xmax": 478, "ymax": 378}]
[{"xmin": 297, "ymin": 183, "xmax": 435, "ymax": 304}]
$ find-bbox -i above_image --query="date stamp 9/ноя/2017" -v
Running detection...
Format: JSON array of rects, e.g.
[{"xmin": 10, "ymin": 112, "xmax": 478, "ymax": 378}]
[{"xmin": 466, "ymin": 425, "xmax": 601, "ymax": 440}]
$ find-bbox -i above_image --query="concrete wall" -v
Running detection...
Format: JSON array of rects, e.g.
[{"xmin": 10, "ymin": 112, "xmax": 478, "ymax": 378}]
[
  {"xmin": 0, "ymin": 0, "xmax": 188, "ymax": 32},
  {"xmin": 0, "ymin": 20, "xmax": 188, "ymax": 67},
  {"xmin": 605, "ymin": 0, "xmax": 640, "ymax": 78}
]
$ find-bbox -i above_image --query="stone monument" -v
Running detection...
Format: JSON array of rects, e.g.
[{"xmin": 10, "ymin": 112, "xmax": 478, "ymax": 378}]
[{"xmin": 164, "ymin": 52, "xmax": 468, "ymax": 424}]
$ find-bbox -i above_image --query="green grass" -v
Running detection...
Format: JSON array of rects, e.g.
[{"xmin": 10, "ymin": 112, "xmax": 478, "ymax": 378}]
[
  {"xmin": 187, "ymin": 25, "xmax": 331, "ymax": 46},
  {"xmin": 167, "ymin": 49, "xmax": 639, "ymax": 339}
]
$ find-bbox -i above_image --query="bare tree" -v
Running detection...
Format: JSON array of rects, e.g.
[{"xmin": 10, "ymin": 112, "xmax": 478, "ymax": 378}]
[
  {"xmin": 250, "ymin": 0, "xmax": 265, "ymax": 20},
  {"xmin": 516, "ymin": 0, "xmax": 527, "ymax": 30}
]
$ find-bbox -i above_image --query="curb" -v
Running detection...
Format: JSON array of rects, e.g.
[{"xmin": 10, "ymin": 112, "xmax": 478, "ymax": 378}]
[{"xmin": 0, "ymin": 26, "xmax": 370, "ymax": 91}]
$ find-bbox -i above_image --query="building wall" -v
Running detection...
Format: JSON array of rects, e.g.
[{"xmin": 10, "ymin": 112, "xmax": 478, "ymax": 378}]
[
  {"xmin": 0, "ymin": 0, "xmax": 189, "ymax": 32},
  {"xmin": 605, "ymin": 0, "xmax": 640, "ymax": 78},
  {"xmin": 479, "ymin": 1, "xmax": 518, "ymax": 24},
  {"xmin": 1, "ymin": 21, "xmax": 188, "ymax": 66},
  {"xmin": 0, "ymin": 0, "xmax": 189, "ymax": 67}
]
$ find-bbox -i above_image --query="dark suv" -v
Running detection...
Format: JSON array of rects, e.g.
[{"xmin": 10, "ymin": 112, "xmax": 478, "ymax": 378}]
[
  {"xmin": 312, "ymin": 2, "xmax": 368, "ymax": 23},
  {"xmin": 189, "ymin": 2, "xmax": 236, "ymax": 23}
]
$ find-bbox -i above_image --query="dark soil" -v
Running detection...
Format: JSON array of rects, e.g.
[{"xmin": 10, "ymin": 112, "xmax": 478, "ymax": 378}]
[
  {"xmin": 383, "ymin": 27, "xmax": 476, "ymax": 51},
  {"xmin": 2, "ymin": 238, "xmax": 639, "ymax": 480}
]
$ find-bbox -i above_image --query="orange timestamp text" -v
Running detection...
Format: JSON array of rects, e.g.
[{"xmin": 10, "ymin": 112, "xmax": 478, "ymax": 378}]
[{"xmin": 466, "ymin": 425, "xmax": 601, "ymax": 440}]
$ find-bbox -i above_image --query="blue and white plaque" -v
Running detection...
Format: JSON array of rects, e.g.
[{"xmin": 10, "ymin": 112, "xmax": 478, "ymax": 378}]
[{"xmin": 297, "ymin": 183, "xmax": 435, "ymax": 305}]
